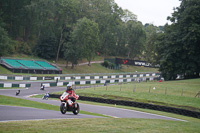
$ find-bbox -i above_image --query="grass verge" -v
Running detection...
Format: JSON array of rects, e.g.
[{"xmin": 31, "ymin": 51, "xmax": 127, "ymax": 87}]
[
  {"xmin": 0, "ymin": 95, "xmax": 59, "ymax": 111},
  {"xmin": 0, "ymin": 117, "xmax": 200, "ymax": 133}
]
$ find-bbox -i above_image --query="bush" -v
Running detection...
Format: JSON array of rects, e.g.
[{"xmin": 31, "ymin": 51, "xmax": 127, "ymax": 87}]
[
  {"xmin": 103, "ymin": 60, "xmax": 109, "ymax": 68},
  {"xmin": 111, "ymin": 63, "xmax": 115, "ymax": 69}
]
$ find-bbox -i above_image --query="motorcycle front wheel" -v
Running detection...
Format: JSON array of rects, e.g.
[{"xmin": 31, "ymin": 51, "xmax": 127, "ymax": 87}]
[{"xmin": 60, "ymin": 103, "xmax": 67, "ymax": 114}]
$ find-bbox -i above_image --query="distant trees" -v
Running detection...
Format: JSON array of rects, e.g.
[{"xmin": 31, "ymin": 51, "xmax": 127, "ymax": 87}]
[
  {"xmin": 35, "ymin": 33, "xmax": 57, "ymax": 59},
  {"xmin": 0, "ymin": 0, "xmax": 147, "ymax": 63},
  {"xmin": 3, "ymin": 0, "xmax": 199, "ymax": 80},
  {"xmin": 0, "ymin": 20, "xmax": 12, "ymax": 56}
]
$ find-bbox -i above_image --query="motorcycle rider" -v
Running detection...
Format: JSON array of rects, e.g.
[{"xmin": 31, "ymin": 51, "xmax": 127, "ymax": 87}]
[{"xmin": 66, "ymin": 84, "xmax": 76, "ymax": 102}]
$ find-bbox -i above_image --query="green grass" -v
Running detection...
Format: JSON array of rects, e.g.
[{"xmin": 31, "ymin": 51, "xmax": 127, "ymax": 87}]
[
  {"xmin": 53, "ymin": 78, "xmax": 200, "ymax": 112},
  {"xmin": 0, "ymin": 95, "xmax": 59, "ymax": 111},
  {"xmin": 0, "ymin": 63, "xmax": 158, "ymax": 75},
  {"xmin": 0, "ymin": 65, "xmax": 13, "ymax": 75},
  {"xmin": 61, "ymin": 63, "xmax": 158, "ymax": 74},
  {"xmin": 0, "ymin": 118, "xmax": 200, "ymax": 133},
  {"xmin": 0, "ymin": 95, "xmax": 108, "ymax": 118}
]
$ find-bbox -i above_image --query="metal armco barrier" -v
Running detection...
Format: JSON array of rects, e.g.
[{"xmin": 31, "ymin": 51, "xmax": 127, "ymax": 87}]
[
  {"xmin": 0, "ymin": 83, "xmax": 31, "ymax": 88},
  {"xmin": 49, "ymin": 94, "xmax": 200, "ymax": 119}
]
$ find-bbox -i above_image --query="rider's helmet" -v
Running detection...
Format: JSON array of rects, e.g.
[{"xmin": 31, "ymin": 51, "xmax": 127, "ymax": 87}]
[{"xmin": 66, "ymin": 84, "xmax": 72, "ymax": 91}]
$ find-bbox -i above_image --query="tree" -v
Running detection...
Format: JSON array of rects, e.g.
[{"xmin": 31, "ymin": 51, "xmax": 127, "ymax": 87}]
[
  {"xmin": 122, "ymin": 9, "xmax": 137, "ymax": 23},
  {"xmin": 0, "ymin": 21, "xmax": 12, "ymax": 56},
  {"xmin": 34, "ymin": 31, "xmax": 57, "ymax": 59},
  {"xmin": 55, "ymin": 0, "xmax": 78, "ymax": 62},
  {"xmin": 72, "ymin": 17, "xmax": 100, "ymax": 65},
  {"xmin": 0, "ymin": 0, "xmax": 31, "ymax": 39},
  {"xmin": 82, "ymin": 0, "xmax": 123, "ymax": 56},
  {"xmin": 63, "ymin": 41, "xmax": 80, "ymax": 69},
  {"xmin": 125, "ymin": 21, "xmax": 146, "ymax": 59},
  {"xmin": 159, "ymin": 0, "xmax": 200, "ymax": 80},
  {"xmin": 115, "ymin": 22, "xmax": 128, "ymax": 56},
  {"xmin": 144, "ymin": 24, "xmax": 162, "ymax": 64}
]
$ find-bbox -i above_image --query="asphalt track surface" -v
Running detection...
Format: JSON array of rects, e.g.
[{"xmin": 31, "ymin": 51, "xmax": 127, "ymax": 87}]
[
  {"xmin": 0, "ymin": 105, "xmax": 102, "ymax": 122},
  {"xmin": 0, "ymin": 81, "xmax": 186, "ymax": 122}
]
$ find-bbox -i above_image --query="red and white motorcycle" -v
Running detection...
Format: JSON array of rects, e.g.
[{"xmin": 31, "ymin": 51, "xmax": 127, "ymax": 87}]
[{"xmin": 60, "ymin": 92, "xmax": 80, "ymax": 115}]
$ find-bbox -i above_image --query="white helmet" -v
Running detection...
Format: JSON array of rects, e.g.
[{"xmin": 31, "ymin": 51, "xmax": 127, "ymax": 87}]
[
  {"xmin": 67, "ymin": 84, "xmax": 72, "ymax": 90},
  {"xmin": 67, "ymin": 84, "xmax": 72, "ymax": 87}
]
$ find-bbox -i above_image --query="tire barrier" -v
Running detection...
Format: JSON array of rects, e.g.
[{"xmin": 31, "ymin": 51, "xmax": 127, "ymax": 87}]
[{"xmin": 49, "ymin": 94, "xmax": 200, "ymax": 119}]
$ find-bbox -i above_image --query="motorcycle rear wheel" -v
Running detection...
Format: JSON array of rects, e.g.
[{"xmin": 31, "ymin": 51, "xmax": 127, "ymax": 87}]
[{"xmin": 60, "ymin": 103, "xmax": 67, "ymax": 114}]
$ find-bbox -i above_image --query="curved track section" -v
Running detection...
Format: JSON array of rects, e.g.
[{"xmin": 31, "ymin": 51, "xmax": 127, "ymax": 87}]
[{"xmin": 0, "ymin": 82, "xmax": 186, "ymax": 122}]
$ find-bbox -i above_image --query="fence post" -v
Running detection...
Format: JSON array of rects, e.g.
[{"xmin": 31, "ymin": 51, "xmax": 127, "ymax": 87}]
[
  {"xmin": 149, "ymin": 86, "xmax": 151, "ymax": 93},
  {"xmin": 181, "ymin": 89, "xmax": 183, "ymax": 96},
  {"xmin": 133, "ymin": 85, "xmax": 136, "ymax": 92}
]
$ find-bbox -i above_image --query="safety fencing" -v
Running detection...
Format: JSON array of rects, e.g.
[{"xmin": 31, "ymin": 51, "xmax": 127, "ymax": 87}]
[
  {"xmin": 41, "ymin": 76, "xmax": 157, "ymax": 87},
  {"xmin": 0, "ymin": 83, "xmax": 31, "ymax": 88},
  {"xmin": 0, "ymin": 72, "xmax": 160, "ymax": 81},
  {"xmin": 49, "ymin": 94, "xmax": 200, "ymax": 119},
  {"xmin": 0, "ymin": 73, "xmax": 160, "ymax": 88}
]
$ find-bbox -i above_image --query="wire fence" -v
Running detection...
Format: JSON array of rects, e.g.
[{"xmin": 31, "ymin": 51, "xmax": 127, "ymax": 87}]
[{"xmin": 76, "ymin": 82, "xmax": 199, "ymax": 98}]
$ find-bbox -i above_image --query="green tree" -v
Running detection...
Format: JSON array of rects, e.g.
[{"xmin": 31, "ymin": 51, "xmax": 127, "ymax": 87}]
[
  {"xmin": 125, "ymin": 21, "xmax": 146, "ymax": 59},
  {"xmin": 122, "ymin": 9, "xmax": 137, "ymax": 23},
  {"xmin": 64, "ymin": 41, "xmax": 80, "ymax": 69},
  {"xmin": 0, "ymin": 21, "xmax": 12, "ymax": 56},
  {"xmin": 144, "ymin": 24, "xmax": 162, "ymax": 64},
  {"xmin": 115, "ymin": 22, "xmax": 128, "ymax": 56},
  {"xmin": 34, "ymin": 31, "xmax": 57, "ymax": 59},
  {"xmin": 0, "ymin": 0, "xmax": 31, "ymax": 39},
  {"xmin": 72, "ymin": 17, "xmax": 100, "ymax": 65},
  {"xmin": 82, "ymin": 0, "xmax": 123, "ymax": 56},
  {"xmin": 55, "ymin": 0, "xmax": 78, "ymax": 62},
  {"xmin": 159, "ymin": 0, "xmax": 200, "ymax": 80}
]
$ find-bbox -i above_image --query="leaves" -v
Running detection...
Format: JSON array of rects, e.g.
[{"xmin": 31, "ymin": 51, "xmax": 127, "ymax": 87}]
[
  {"xmin": 64, "ymin": 17, "xmax": 100, "ymax": 67},
  {"xmin": 158, "ymin": 0, "xmax": 200, "ymax": 80}
]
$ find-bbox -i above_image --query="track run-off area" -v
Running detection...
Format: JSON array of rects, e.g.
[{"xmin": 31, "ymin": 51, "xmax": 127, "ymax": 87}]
[{"xmin": 0, "ymin": 81, "xmax": 186, "ymax": 122}]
